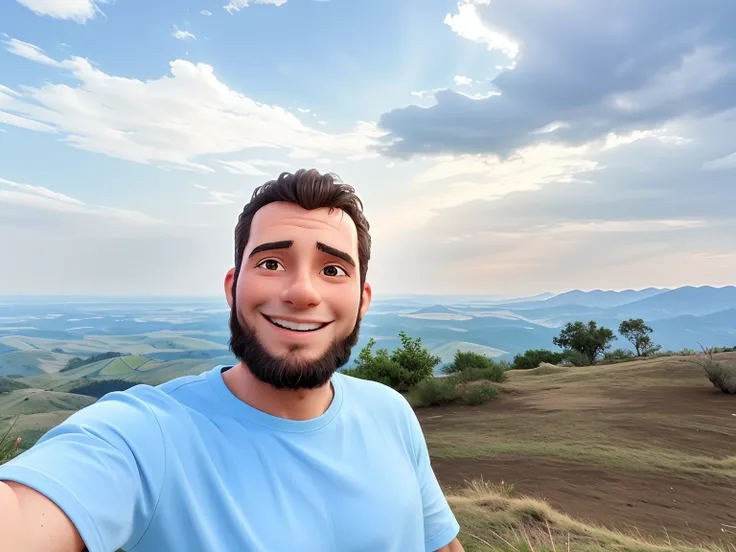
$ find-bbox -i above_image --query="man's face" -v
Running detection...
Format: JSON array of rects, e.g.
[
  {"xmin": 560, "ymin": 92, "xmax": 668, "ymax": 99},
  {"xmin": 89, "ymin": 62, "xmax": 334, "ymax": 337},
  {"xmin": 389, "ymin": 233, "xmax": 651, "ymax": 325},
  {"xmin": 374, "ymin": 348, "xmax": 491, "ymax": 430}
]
[{"xmin": 225, "ymin": 201, "xmax": 371, "ymax": 389}]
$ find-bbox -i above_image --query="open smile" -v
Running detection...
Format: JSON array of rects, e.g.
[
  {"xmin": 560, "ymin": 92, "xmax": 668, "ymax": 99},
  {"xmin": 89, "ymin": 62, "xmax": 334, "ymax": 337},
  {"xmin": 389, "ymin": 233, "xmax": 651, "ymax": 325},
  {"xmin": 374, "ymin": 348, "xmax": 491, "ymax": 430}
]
[{"xmin": 262, "ymin": 314, "xmax": 332, "ymax": 333}]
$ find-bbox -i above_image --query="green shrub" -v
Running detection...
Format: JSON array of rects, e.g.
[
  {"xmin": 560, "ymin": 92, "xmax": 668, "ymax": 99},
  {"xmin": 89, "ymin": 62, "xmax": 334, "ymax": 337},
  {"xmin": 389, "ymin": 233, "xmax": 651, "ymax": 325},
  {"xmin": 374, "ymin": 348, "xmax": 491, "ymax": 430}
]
[
  {"xmin": 457, "ymin": 384, "xmax": 497, "ymax": 405},
  {"xmin": 443, "ymin": 351, "xmax": 506, "ymax": 382},
  {"xmin": 409, "ymin": 378, "xmax": 458, "ymax": 407},
  {"xmin": 511, "ymin": 349, "xmax": 565, "ymax": 370},
  {"xmin": 603, "ymin": 348, "xmax": 635, "ymax": 362},
  {"xmin": 454, "ymin": 365, "xmax": 506, "ymax": 383},
  {"xmin": 562, "ymin": 349, "xmax": 589, "ymax": 366},
  {"xmin": 342, "ymin": 340, "xmax": 412, "ymax": 391},
  {"xmin": 445, "ymin": 350, "xmax": 497, "ymax": 373},
  {"xmin": 390, "ymin": 331, "xmax": 442, "ymax": 388},
  {"xmin": 343, "ymin": 332, "xmax": 440, "ymax": 392}
]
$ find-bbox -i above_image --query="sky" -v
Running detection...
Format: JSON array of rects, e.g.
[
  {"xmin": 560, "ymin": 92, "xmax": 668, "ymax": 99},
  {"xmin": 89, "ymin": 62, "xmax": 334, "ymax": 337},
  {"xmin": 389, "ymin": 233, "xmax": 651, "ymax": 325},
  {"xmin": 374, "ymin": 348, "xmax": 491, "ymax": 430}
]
[{"xmin": 1, "ymin": 0, "xmax": 735, "ymax": 298}]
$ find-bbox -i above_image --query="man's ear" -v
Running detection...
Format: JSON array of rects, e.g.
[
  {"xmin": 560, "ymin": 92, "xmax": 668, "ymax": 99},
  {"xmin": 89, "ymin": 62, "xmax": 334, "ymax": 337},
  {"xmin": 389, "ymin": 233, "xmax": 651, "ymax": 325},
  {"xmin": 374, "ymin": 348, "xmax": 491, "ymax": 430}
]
[
  {"xmin": 224, "ymin": 267, "xmax": 236, "ymax": 308},
  {"xmin": 359, "ymin": 281, "xmax": 372, "ymax": 319}
]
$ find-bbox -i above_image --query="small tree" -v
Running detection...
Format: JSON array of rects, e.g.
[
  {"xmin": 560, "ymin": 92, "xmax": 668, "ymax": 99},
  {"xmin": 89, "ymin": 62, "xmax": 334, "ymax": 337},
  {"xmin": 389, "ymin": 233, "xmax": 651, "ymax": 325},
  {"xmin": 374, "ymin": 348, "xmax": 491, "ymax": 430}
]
[
  {"xmin": 552, "ymin": 321, "xmax": 616, "ymax": 365},
  {"xmin": 618, "ymin": 318, "xmax": 661, "ymax": 356},
  {"xmin": 390, "ymin": 331, "xmax": 441, "ymax": 388},
  {"xmin": 512, "ymin": 349, "xmax": 566, "ymax": 370},
  {"xmin": 343, "ymin": 332, "xmax": 440, "ymax": 392}
]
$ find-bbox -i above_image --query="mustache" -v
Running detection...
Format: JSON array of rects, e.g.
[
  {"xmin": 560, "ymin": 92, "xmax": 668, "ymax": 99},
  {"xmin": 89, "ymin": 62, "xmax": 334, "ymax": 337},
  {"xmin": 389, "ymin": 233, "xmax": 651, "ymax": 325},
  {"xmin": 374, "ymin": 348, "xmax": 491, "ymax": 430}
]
[{"xmin": 227, "ymin": 277, "xmax": 362, "ymax": 390}]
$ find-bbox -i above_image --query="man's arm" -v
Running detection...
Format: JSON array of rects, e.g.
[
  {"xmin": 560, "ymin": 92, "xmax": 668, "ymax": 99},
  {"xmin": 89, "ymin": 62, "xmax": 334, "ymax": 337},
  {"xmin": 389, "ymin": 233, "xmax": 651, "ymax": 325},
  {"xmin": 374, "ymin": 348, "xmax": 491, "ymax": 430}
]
[
  {"xmin": 401, "ymin": 400, "xmax": 462, "ymax": 551},
  {"xmin": 0, "ymin": 481, "xmax": 85, "ymax": 552},
  {"xmin": 436, "ymin": 537, "xmax": 465, "ymax": 551},
  {"xmin": 0, "ymin": 388, "xmax": 166, "ymax": 552}
]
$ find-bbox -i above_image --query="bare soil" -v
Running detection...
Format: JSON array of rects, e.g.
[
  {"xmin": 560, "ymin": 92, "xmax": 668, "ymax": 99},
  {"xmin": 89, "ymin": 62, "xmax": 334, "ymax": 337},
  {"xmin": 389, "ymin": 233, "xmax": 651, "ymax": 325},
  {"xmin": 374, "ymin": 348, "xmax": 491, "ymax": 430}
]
[{"xmin": 421, "ymin": 353, "xmax": 736, "ymax": 545}]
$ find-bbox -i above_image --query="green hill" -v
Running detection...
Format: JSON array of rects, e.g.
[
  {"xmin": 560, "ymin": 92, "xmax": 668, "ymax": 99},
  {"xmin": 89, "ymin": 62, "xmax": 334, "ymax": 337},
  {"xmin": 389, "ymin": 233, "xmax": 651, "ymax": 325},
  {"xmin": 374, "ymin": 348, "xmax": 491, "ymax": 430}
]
[
  {"xmin": 0, "ymin": 376, "xmax": 31, "ymax": 395},
  {"xmin": 0, "ymin": 389, "xmax": 97, "ymax": 416}
]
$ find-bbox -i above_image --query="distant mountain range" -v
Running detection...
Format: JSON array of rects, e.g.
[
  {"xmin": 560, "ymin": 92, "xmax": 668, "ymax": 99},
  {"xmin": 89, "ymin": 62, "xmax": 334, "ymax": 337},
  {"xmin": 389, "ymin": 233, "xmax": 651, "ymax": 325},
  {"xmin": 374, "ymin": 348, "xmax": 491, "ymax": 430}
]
[{"xmin": 0, "ymin": 286, "xmax": 734, "ymax": 380}]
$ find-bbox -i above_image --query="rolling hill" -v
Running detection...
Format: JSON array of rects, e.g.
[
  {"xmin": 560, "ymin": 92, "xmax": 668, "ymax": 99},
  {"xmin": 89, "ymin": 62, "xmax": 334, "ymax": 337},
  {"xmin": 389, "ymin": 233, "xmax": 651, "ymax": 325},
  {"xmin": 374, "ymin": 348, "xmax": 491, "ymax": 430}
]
[{"xmin": 0, "ymin": 389, "xmax": 96, "ymax": 416}]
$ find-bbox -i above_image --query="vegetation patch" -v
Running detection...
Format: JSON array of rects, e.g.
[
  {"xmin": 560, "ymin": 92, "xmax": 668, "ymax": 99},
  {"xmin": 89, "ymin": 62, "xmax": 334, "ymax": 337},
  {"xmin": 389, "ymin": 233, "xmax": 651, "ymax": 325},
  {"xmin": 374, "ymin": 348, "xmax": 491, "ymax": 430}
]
[
  {"xmin": 449, "ymin": 479, "xmax": 727, "ymax": 552},
  {"xmin": 68, "ymin": 379, "xmax": 138, "ymax": 398}
]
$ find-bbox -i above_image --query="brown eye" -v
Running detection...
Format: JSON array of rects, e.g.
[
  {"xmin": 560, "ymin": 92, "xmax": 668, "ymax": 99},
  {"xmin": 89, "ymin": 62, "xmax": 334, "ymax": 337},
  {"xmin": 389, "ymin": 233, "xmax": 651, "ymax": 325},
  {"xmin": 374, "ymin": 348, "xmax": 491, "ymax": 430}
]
[
  {"xmin": 322, "ymin": 265, "xmax": 347, "ymax": 277},
  {"xmin": 257, "ymin": 259, "xmax": 284, "ymax": 271}
]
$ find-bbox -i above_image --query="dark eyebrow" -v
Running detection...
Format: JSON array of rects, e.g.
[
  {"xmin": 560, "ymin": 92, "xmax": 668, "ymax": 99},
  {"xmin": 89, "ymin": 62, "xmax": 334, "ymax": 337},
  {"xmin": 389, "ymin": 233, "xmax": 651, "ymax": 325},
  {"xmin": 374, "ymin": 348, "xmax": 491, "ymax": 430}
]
[
  {"xmin": 248, "ymin": 240, "xmax": 293, "ymax": 257},
  {"xmin": 317, "ymin": 242, "xmax": 355, "ymax": 266}
]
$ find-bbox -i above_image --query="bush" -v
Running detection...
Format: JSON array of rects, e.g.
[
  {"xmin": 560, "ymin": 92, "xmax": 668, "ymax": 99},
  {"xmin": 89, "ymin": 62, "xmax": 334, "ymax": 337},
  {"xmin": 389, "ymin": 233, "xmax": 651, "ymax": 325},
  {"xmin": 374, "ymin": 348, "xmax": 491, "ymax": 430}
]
[
  {"xmin": 561, "ymin": 349, "xmax": 589, "ymax": 366},
  {"xmin": 444, "ymin": 351, "xmax": 506, "ymax": 383},
  {"xmin": 457, "ymin": 384, "xmax": 497, "ymax": 405},
  {"xmin": 342, "ymin": 340, "xmax": 412, "ymax": 391},
  {"xmin": 512, "ymin": 349, "xmax": 565, "ymax": 370},
  {"xmin": 445, "ymin": 350, "xmax": 497, "ymax": 373},
  {"xmin": 390, "ymin": 331, "xmax": 442, "ymax": 387},
  {"xmin": 696, "ymin": 345, "xmax": 736, "ymax": 394},
  {"xmin": 343, "ymin": 332, "xmax": 440, "ymax": 392},
  {"xmin": 453, "ymin": 365, "xmax": 506, "ymax": 384},
  {"xmin": 603, "ymin": 348, "xmax": 636, "ymax": 362},
  {"xmin": 409, "ymin": 378, "xmax": 498, "ymax": 408},
  {"xmin": 409, "ymin": 378, "xmax": 458, "ymax": 407}
]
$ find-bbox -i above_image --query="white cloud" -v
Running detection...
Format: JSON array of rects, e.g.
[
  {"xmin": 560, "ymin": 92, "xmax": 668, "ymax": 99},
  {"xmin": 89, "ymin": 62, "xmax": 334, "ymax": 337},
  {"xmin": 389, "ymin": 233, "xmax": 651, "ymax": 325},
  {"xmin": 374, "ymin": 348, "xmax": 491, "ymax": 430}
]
[
  {"xmin": 453, "ymin": 75, "xmax": 474, "ymax": 86},
  {"xmin": 0, "ymin": 111, "xmax": 57, "ymax": 132},
  {"xmin": 0, "ymin": 176, "xmax": 159, "ymax": 224},
  {"xmin": 703, "ymin": 152, "xmax": 736, "ymax": 171},
  {"xmin": 217, "ymin": 160, "xmax": 268, "ymax": 176},
  {"xmin": 172, "ymin": 26, "xmax": 197, "ymax": 41},
  {"xmin": 3, "ymin": 39, "xmax": 62, "ymax": 67},
  {"xmin": 200, "ymin": 9, "xmax": 212, "ymax": 15},
  {"xmin": 15, "ymin": 0, "xmax": 109, "ymax": 23},
  {"xmin": 1, "ymin": 40, "xmax": 383, "ymax": 173},
  {"xmin": 444, "ymin": 0, "xmax": 520, "ymax": 59},
  {"xmin": 193, "ymin": 190, "xmax": 241, "ymax": 206},
  {"xmin": 247, "ymin": 159, "xmax": 290, "ymax": 167},
  {"xmin": 296, "ymin": 107, "xmax": 311, "ymax": 113},
  {"xmin": 224, "ymin": 0, "xmax": 288, "ymax": 14},
  {"xmin": 318, "ymin": 120, "xmax": 327, "ymax": 125}
]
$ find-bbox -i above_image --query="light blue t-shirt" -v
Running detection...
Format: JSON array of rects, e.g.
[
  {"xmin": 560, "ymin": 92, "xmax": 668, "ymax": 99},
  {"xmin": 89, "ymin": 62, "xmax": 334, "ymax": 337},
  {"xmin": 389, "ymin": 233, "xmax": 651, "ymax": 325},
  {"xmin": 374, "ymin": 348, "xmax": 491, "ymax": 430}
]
[{"xmin": 0, "ymin": 366, "xmax": 460, "ymax": 552}]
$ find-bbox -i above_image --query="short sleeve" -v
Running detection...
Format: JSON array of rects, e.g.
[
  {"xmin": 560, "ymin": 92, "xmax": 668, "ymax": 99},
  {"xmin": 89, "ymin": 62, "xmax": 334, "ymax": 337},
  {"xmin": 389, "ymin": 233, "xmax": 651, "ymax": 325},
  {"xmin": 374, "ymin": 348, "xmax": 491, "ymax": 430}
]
[
  {"xmin": 0, "ymin": 387, "xmax": 167, "ymax": 552},
  {"xmin": 405, "ymin": 404, "xmax": 460, "ymax": 552}
]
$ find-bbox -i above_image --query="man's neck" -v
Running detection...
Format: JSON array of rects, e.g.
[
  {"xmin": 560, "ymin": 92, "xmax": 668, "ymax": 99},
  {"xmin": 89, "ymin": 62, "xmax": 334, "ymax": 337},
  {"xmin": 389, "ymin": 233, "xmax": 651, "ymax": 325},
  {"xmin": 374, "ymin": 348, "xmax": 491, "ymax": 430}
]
[{"xmin": 222, "ymin": 361, "xmax": 335, "ymax": 421}]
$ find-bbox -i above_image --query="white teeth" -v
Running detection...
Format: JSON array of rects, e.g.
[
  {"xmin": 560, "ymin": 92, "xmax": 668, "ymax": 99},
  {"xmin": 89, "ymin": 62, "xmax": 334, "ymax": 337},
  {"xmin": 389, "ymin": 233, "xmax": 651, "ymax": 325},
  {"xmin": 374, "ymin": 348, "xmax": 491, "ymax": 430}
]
[{"xmin": 268, "ymin": 317, "xmax": 324, "ymax": 332}]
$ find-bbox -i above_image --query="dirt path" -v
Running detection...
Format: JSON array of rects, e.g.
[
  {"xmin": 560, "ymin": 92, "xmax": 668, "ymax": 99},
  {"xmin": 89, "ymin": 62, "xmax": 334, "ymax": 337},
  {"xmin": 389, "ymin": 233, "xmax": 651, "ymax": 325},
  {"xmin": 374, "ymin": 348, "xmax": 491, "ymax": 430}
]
[
  {"xmin": 422, "ymin": 353, "xmax": 736, "ymax": 545},
  {"xmin": 433, "ymin": 455, "xmax": 736, "ymax": 544}
]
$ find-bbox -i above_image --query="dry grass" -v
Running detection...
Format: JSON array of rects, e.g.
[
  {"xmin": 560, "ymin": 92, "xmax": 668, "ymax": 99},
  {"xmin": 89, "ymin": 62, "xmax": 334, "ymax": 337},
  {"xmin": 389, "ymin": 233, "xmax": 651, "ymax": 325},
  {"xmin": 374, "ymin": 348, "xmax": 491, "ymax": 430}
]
[
  {"xmin": 448, "ymin": 479, "xmax": 735, "ymax": 552},
  {"xmin": 695, "ymin": 345, "xmax": 736, "ymax": 394},
  {"xmin": 426, "ymin": 435, "xmax": 736, "ymax": 479}
]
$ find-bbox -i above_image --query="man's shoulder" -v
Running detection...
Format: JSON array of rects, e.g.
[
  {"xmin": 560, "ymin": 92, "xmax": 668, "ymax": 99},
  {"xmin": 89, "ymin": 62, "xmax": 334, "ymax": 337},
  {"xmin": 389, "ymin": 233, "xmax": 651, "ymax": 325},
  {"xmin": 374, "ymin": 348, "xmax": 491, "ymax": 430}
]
[{"xmin": 67, "ymin": 365, "xmax": 221, "ymax": 427}]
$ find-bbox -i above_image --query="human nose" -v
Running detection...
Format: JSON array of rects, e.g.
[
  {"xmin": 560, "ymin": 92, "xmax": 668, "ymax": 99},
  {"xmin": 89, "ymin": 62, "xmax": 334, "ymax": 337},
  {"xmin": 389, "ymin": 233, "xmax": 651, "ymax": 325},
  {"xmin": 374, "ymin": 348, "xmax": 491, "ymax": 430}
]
[{"xmin": 280, "ymin": 270, "xmax": 321, "ymax": 310}]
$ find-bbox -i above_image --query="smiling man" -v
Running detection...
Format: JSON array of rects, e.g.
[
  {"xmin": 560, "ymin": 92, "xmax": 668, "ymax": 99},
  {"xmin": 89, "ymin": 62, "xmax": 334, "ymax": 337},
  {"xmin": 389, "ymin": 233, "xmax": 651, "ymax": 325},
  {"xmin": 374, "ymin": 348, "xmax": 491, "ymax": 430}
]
[{"xmin": 0, "ymin": 169, "xmax": 463, "ymax": 552}]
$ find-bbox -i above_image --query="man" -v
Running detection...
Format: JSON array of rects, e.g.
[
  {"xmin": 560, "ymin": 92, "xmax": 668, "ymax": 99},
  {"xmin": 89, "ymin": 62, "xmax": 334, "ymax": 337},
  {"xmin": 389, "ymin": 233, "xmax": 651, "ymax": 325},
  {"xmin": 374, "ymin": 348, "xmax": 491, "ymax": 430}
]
[{"xmin": 0, "ymin": 169, "xmax": 463, "ymax": 552}]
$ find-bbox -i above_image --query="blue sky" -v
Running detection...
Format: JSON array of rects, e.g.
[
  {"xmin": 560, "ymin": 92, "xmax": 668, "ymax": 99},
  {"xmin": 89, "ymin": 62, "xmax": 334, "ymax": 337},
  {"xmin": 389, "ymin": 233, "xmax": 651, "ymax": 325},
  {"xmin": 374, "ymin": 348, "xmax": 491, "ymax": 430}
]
[{"xmin": 1, "ymin": 0, "xmax": 735, "ymax": 297}]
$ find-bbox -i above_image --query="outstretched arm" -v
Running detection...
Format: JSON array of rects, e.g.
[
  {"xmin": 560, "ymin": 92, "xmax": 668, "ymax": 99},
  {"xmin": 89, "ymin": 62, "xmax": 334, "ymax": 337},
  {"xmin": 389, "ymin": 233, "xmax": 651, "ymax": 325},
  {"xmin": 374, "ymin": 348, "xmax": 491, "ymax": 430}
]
[
  {"xmin": 0, "ymin": 480, "xmax": 85, "ymax": 552},
  {"xmin": 437, "ymin": 537, "xmax": 465, "ymax": 551}
]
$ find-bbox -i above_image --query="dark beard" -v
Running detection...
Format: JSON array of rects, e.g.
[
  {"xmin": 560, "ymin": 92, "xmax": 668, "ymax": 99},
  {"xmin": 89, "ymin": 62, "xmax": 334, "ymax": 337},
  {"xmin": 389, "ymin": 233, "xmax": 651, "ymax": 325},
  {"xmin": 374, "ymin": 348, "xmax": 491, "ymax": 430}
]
[{"xmin": 228, "ymin": 282, "xmax": 362, "ymax": 390}]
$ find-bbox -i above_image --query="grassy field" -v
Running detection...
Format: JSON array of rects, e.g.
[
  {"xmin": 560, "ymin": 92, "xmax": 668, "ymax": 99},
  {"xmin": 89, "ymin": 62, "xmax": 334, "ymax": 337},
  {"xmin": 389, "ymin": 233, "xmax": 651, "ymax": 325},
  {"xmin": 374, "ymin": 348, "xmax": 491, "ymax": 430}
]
[{"xmin": 423, "ymin": 352, "xmax": 736, "ymax": 551}]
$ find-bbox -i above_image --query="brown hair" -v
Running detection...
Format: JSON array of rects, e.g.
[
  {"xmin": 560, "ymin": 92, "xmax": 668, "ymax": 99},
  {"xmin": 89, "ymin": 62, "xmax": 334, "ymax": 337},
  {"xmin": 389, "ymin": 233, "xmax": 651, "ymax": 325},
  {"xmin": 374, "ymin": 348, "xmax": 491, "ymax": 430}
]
[{"xmin": 233, "ymin": 168, "xmax": 371, "ymax": 287}]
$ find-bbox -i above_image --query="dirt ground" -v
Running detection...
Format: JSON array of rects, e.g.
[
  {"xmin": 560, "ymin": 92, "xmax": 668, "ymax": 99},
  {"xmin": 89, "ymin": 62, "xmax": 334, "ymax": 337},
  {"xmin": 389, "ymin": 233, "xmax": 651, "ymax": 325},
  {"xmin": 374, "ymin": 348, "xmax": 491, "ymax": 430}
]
[{"xmin": 421, "ymin": 353, "xmax": 736, "ymax": 546}]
